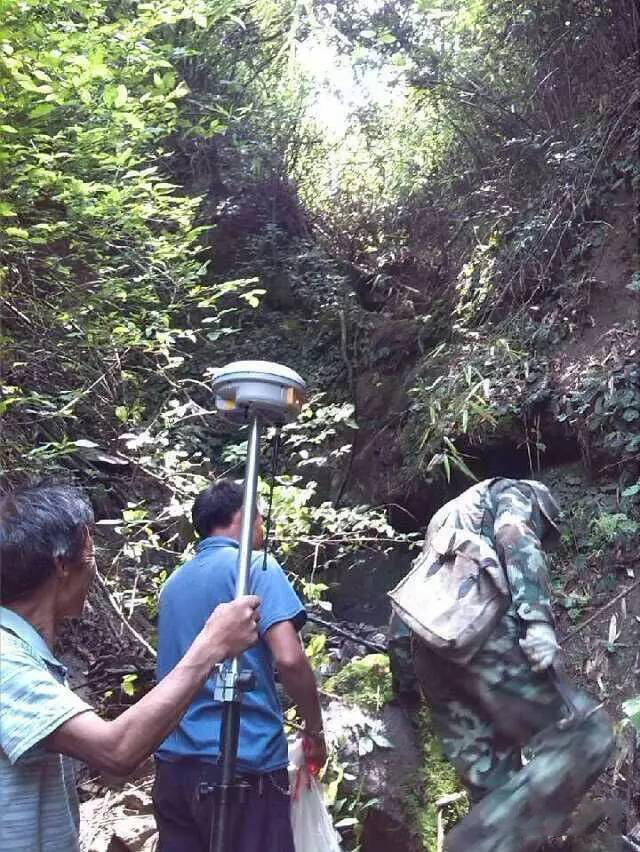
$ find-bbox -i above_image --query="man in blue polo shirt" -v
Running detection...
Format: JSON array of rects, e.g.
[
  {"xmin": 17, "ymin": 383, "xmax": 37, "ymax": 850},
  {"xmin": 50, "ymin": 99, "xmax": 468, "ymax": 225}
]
[{"xmin": 154, "ymin": 479, "xmax": 326, "ymax": 852}]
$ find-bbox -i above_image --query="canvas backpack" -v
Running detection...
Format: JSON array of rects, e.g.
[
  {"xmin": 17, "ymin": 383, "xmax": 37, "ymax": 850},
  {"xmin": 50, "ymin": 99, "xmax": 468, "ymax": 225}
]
[
  {"xmin": 388, "ymin": 525, "xmax": 509, "ymax": 663},
  {"xmin": 388, "ymin": 478, "xmax": 559, "ymax": 663}
]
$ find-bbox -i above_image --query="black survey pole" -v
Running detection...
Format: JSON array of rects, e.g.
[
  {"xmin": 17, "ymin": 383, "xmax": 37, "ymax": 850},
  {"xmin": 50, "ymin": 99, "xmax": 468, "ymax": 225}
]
[
  {"xmin": 211, "ymin": 413, "xmax": 261, "ymax": 852},
  {"xmin": 208, "ymin": 360, "xmax": 305, "ymax": 851}
]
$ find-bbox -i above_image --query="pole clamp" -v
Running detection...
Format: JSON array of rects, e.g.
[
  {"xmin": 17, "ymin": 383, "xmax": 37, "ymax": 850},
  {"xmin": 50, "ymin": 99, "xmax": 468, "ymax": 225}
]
[{"xmin": 213, "ymin": 667, "xmax": 256, "ymax": 703}]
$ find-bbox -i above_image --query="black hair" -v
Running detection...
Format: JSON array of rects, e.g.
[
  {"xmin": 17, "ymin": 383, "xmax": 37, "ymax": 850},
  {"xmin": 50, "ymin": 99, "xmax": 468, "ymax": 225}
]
[
  {"xmin": 0, "ymin": 485, "xmax": 95, "ymax": 604},
  {"xmin": 192, "ymin": 479, "xmax": 244, "ymax": 538}
]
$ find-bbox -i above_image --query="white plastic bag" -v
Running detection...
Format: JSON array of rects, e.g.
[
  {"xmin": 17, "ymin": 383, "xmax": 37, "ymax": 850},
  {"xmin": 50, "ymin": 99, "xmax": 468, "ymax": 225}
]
[{"xmin": 288, "ymin": 739, "xmax": 342, "ymax": 852}]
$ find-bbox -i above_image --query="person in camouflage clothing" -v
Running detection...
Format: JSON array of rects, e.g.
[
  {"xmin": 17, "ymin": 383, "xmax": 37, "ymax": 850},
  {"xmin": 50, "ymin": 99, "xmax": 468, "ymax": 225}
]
[{"xmin": 389, "ymin": 478, "xmax": 614, "ymax": 852}]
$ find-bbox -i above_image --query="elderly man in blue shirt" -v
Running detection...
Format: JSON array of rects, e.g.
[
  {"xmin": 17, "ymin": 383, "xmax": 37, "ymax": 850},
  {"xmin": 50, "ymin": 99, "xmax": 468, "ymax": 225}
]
[
  {"xmin": 0, "ymin": 484, "xmax": 260, "ymax": 852},
  {"xmin": 153, "ymin": 478, "xmax": 327, "ymax": 852}
]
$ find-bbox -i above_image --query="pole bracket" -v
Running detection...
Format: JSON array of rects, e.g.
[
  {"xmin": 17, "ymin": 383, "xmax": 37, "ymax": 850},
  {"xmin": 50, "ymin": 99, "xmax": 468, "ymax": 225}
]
[{"xmin": 213, "ymin": 667, "xmax": 256, "ymax": 704}]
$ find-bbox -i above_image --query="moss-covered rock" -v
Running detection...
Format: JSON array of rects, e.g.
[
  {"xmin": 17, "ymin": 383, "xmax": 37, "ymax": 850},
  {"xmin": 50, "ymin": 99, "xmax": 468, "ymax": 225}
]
[
  {"xmin": 406, "ymin": 706, "xmax": 468, "ymax": 851},
  {"xmin": 324, "ymin": 653, "xmax": 393, "ymax": 712}
]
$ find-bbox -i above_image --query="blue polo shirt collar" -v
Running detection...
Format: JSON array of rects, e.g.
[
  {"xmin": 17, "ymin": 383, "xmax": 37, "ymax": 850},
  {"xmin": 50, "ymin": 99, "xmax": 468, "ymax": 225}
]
[
  {"xmin": 0, "ymin": 606, "xmax": 65, "ymax": 672},
  {"xmin": 196, "ymin": 535, "xmax": 239, "ymax": 553}
]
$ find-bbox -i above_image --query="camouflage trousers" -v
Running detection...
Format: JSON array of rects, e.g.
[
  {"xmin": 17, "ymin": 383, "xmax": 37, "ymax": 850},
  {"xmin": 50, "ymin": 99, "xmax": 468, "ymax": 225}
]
[{"xmin": 413, "ymin": 609, "xmax": 615, "ymax": 852}]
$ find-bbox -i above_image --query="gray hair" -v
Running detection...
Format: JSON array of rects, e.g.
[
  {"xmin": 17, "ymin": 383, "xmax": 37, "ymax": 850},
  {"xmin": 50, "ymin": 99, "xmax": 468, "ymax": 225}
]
[{"xmin": 0, "ymin": 484, "xmax": 95, "ymax": 604}]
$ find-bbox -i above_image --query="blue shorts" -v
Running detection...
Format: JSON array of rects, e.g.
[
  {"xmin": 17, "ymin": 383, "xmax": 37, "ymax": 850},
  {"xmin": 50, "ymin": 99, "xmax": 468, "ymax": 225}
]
[{"xmin": 152, "ymin": 758, "xmax": 295, "ymax": 852}]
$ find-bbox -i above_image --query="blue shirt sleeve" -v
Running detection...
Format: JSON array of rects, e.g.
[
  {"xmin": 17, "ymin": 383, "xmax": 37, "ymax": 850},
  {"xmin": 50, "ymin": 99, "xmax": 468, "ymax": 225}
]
[{"xmin": 248, "ymin": 553, "xmax": 306, "ymax": 635}]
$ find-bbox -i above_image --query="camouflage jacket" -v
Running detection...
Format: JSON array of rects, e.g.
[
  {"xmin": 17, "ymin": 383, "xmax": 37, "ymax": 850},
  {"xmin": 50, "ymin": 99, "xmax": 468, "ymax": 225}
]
[{"xmin": 423, "ymin": 477, "xmax": 560, "ymax": 626}]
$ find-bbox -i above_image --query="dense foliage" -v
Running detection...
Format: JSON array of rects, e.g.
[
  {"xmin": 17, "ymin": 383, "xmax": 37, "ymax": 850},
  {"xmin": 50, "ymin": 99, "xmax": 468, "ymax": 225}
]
[
  {"xmin": 3, "ymin": 0, "xmax": 637, "ymax": 510},
  {"xmin": 0, "ymin": 3, "xmax": 411, "ymax": 669},
  {"xmin": 0, "ymin": 0, "xmax": 276, "ymax": 477}
]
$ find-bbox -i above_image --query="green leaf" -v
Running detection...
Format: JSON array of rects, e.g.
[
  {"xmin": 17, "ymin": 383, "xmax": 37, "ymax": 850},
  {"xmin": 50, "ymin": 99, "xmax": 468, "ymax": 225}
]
[
  {"xmin": 4, "ymin": 226, "xmax": 28, "ymax": 238},
  {"xmin": 121, "ymin": 673, "xmax": 138, "ymax": 697},
  {"xmin": 622, "ymin": 696, "xmax": 640, "ymax": 732},
  {"xmin": 32, "ymin": 68, "xmax": 52, "ymax": 83},
  {"xmin": 29, "ymin": 102, "xmax": 56, "ymax": 118},
  {"xmin": 334, "ymin": 817, "xmax": 358, "ymax": 829},
  {"xmin": 114, "ymin": 84, "xmax": 128, "ymax": 108},
  {"xmin": 0, "ymin": 396, "xmax": 24, "ymax": 414},
  {"xmin": 102, "ymin": 84, "xmax": 116, "ymax": 107},
  {"xmin": 621, "ymin": 483, "xmax": 640, "ymax": 498},
  {"xmin": 169, "ymin": 80, "xmax": 190, "ymax": 99},
  {"xmin": 442, "ymin": 452, "xmax": 451, "ymax": 481},
  {"xmin": 122, "ymin": 507, "xmax": 148, "ymax": 523},
  {"xmin": 124, "ymin": 112, "xmax": 144, "ymax": 130},
  {"xmin": 0, "ymin": 124, "xmax": 17, "ymax": 134},
  {"xmin": 451, "ymin": 454, "xmax": 478, "ymax": 482},
  {"xmin": 627, "ymin": 272, "xmax": 640, "ymax": 293},
  {"xmin": 0, "ymin": 202, "xmax": 16, "ymax": 217},
  {"xmin": 193, "ymin": 12, "xmax": 207, "ymax": 27},
  {"xmin": 115, "ymin": 405, "xmax": 129, "ymax": 422},
  {"xmin": 208, "ymin": 118, "xmax": 226, "ymax": 135}
]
